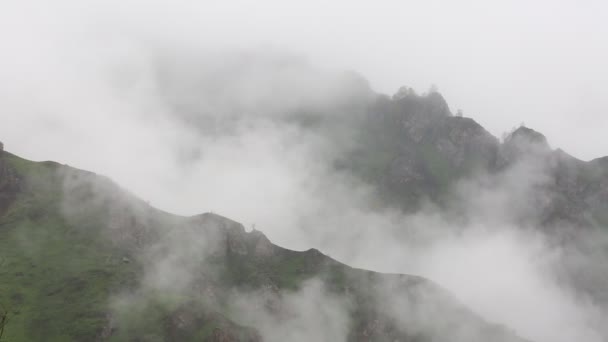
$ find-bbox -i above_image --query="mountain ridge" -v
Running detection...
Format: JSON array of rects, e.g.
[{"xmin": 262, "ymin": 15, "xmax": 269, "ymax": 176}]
[
  {"xmin": 0, "ymin": 87, "xmax": 606, "ymax": 341},
  {"xmin": 334, "ymin": 89, "xmax": 608, "ymax": 231},
  {"xmin": 0, "ymin": 148, "xmax": 531, "ymax": 341}
]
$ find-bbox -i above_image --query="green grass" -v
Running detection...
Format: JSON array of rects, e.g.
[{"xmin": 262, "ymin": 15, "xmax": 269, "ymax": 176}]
[
  {"xmin": 0, "ymin": 152, "xmax": 530, "ymax": 342},
  {"xmin": 0, "ymin": 208, "xmax": 139, "ymax": 341},
  {"xmin": 0, "ymin": 155, "xmax": 140, "ymax": 341},
  {"xmin": 0, "ymin": 154, "xmax": 314, "ymax": 341}
]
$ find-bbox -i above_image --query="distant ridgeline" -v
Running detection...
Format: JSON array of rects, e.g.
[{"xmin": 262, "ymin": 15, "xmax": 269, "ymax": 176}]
[{"xmin": 327, "ymin": 88, "xmax": 608, "ymax": 230}]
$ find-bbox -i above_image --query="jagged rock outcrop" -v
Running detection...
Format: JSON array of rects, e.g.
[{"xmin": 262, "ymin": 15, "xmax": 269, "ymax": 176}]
[
  {"xmin": 351, "ymin": 92, "xmax": 499, "ymax": 206},
  {"xmin": 336, "ymin": 90, "xmax": 608, "ymax": 230}
]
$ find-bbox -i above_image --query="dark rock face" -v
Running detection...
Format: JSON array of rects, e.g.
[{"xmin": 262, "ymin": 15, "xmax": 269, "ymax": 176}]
[
  {"xmin": 350, "ymin": 92, "xmax": 499, "ymax": 207},
  {"xmin": 338, "ymin": 91, "xmax": 608, "ymax": 231}
]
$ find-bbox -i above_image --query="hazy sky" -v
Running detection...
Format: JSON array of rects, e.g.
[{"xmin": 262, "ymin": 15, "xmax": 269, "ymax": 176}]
[
  {"xmin": 2, "ymin": 0, "xmax": 608, "ymax": 161},
  {"xmin": 2, "ymin": 2, "xmax": 608, "ymax": 341}
]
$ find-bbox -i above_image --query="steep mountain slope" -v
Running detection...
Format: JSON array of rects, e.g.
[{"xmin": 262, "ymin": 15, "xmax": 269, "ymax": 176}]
[
  {"xmin": 0, "ymin": 149, "xmax": 529, "ymax": 341},
  {"xmin": 331, "ymin": 89, "xmax": 608, "ymax": 230},
  {"xmin": 347, "ymin": 90, "xmax": 499, "ymax": 207},
  {"xmin": 327, "ymin": 90, "xmax": 608, "ymax": 318}
]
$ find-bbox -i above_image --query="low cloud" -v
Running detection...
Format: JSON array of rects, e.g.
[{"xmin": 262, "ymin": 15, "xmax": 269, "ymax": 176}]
[{"xmin": 2, "ymin": 3, "xmax": 607, "ymax": 340}]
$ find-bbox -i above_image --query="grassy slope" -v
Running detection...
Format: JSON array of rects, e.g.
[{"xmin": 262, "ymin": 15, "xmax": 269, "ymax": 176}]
[
  {"xmin": 0, "ymin": 153, "xmax": 263, "ymax": 341},
  {"xmin": 0, "ymin": 153, "xmax": 347, "ymax": 341},
  {"xmin": 0, "ymin": 153, "xmax": 138, "ymax": 341},
  {"xmin": 0, "ymin": 152, "xmax": 528, "ymax": 342}
]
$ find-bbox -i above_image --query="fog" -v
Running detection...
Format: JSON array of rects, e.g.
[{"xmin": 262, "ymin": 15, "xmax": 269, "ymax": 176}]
[
  {"xmin": 3, "ymin": 0, "xmax": 607, "ymax": 161},
  {"xmin": 2, "ymin": 1, "xmax": 608, "ymax": 341}
]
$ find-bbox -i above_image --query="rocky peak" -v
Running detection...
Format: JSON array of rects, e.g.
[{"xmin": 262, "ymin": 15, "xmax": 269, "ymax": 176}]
[
  {"xmin": 499, "ymin": 126, "xmax": 551, "ymax": 165},
  {"xmin": 391, "ymin": 86, "xmax": 417, "ymax": 100},
  {"xmin": 391, "ymin": 87, "xmax": 450, "ymax": 117},
  {"xmin": 385, "ymin": 89, "xmax": 452, "ymax": 145},
  {"xmin": 504, "ymin": 126, "xmax": 549, "ymax": 150},
  {"xmin": 189, "ymin": 213, "xmax": 277, "ymax": 257}
]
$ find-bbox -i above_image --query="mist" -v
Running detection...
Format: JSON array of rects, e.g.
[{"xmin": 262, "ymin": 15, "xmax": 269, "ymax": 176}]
[
  {"xmin": 2, "ymin": 1, "xmax": 608, "ymax": 341},
  {"xmin": 3, "ymin": 0, "xmax": 607, "ymax": 161}
]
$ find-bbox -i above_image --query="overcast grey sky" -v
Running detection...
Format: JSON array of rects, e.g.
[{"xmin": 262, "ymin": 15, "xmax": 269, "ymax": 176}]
[
  {"xmin": 213, "ymin": 0, "xmax": 608, "ymax": 160},
  {"xmin": 2, "ymin": 0, "xmax": 607, "ymax": 160}
]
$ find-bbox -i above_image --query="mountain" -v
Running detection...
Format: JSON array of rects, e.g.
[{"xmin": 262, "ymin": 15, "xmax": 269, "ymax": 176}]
[
  {"xmin": 0, "ymin": 148, "xmax": 529, "ymax": 341},
  {"xmin": 270, "ymin": 87, "xmax": 608, "ymax": 321},
  {"xmin": 330, "ymin": 90, "xmax": 608, "ymax": 317},
  {"xmin": 1, "ymin": 83, "xmax": 607, "ymax": 341},
  {"xmin": 333, "ymin": 89, "xmax": 608, "ymax": 230}
]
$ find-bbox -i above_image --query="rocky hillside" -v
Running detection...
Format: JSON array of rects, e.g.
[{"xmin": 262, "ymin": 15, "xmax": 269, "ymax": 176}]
[
  {"xmin": 331, "ymin": 89, "xmax": 608, "ymax": 230},
  {"xmin": 0, "ymin": 149, "xmax": 529, "ymax": 341}
]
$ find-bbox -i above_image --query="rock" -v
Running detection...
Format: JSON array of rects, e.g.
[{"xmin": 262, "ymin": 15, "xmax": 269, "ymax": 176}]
[
  {"xmin": 499, "ymin": 126, "xmax": 551, "ymax": 165},
  {"xmin": 251, "ymin": 230, "xmax": 274, "ymax": 257}
]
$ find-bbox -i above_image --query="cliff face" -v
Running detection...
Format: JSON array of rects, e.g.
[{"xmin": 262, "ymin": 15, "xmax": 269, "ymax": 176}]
[
  {"xmin": 382, "ymin": 93, "xmax": 499, "ymax": 203},
  {"xmin": 338, "ymin": 91, "xmax": 499, "ymax": 208}
]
